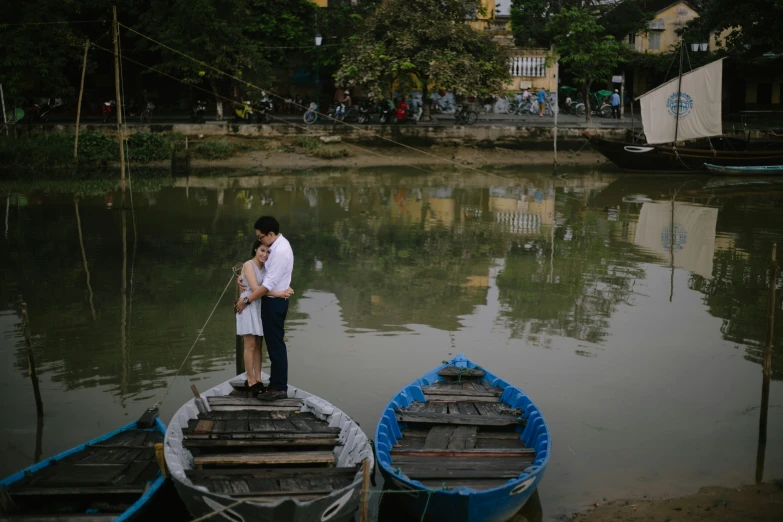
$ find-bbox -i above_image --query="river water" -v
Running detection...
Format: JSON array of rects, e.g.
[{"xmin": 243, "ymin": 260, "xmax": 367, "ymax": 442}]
[{"xmin": 1, "ymin": 167, "xmax": 781, "ymax": 520}]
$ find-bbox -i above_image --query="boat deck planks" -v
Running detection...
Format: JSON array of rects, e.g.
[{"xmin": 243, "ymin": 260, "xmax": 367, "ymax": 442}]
[
  {"xmin": 391, "ymin": 377, "xmax": 535, "ymax": 491},
  {"xmin": 3, "ymin": 429, "xmax": 163, "ymax": 518},
  {"xmin": 181, "ymin": 392, "xmax": 356, "ymax": 502}
]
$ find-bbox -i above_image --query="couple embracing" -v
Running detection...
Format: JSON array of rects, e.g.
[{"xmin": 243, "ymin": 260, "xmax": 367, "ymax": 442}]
[{"xmin": 234, "ymin": 216, "xmax": 294, "ymax": 401}]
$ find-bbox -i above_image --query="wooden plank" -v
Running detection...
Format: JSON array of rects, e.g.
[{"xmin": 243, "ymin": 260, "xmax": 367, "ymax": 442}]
[
  {"xmin": 211, "ymin": 421, "xmax": 227, "ymax": 433},
  {"xmin": 208, "ymin": 397, "xmax": 302, "ymax": 407},
  {"xmin": 456, "ymin": 403, "xmax": 480, "ymax": 416},
  {"xmin": 225, "ymin": 420, "xmax": 249, "ymax": 433},
  {"xmin": 287, "ymin": 415, "xmax": 313, "ymax": 432},
  {"xmin": 422, "ymin": 402, "xmax": 446, "ymax": 414},
  {"xmin": 447, "ymin": 426, "xmax": 478, "ymax": 450},
  {"xmin": 396, "ymin": 412, "xmax": 522, "ymax": 427},
  {"xmin": 194, "ymin": 451, "xmax": 336, "ymax": 467},
  {"xmin": 390, "ymin": 448, "xmax": 536, "ymax": 458},
  {"xmin": 405, "ymin": 469, "xmax": 523, "ymax": 480},
  {"xmin": 419, "ymin": 479, "xmax": 507, "ymax": 491},
  {"xmin": 230, "ymin": 489, "xmax": 333, "ymax": 498},
  {"xmin": 192, "ymin": 420, "xmax": 214, "ymax": 434},
  {"xmin": 211, "ymin": 405, "xmax": 301, "ymax": 412},
  {"xmin": 391, "ymin": 457, "xmax": 534, "ymax": 471},
  {"xmin": 248, "ymin": 419, "xmax": 276, "ymax": 432},
  {"xmin": 11, "ymin": 486, "xmax": 145, "ymax": 496},
  {"xmin": 424, "ymin": 394, "xmax": 500, "ymax": 403},
  {"xmin": 475, "ymin": 439, "xmax": 524, "ymax": 450},
  {"xmin": 437, "ymin": 367, "xmax": 485, "ymax": 379},
  {"xmin": 184, "ymin": 438, "xmax": 338, "ymax": 448},
  {"xmin": 423, "ymin": 426, "xmax": 454, "ymax": 450},
  {"xmin": 185, "ymin": 427, "xmax": 340, "ymax": 439},
  {"xmin": 186, "ymin": 467, "xmax": 358, "ymax": 479}
]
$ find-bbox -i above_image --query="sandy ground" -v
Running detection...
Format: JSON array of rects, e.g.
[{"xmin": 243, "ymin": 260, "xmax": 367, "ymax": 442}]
[
  {"xmin": 558, "ymin": 482, "xmax": 783, "ymax": 522},
  {"xmin": 185, "ymin": 142, "xmax": 608, "ymax": 171}
]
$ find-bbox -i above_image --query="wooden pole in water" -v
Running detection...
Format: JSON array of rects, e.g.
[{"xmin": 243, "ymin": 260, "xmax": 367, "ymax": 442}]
[
  {"xmin": 359, "ymin": 459, "xmax": 371, "ymax": 522},
  {"xmin": 0, "ymin": 83, "xmax": 8, "ymax": 136},
  {"xmin": 552, "ymin": 55, "xmax": 559, "ymax": 173},
  {"xmin": 21, "ymin": 302, "xmax": 44, "ymax": 418},
  {"xmin": 235, "ymin": 265, "xmax": 243, "ymax": 376},
  {"xmin": 75, "ymin": 197, "xmax": 97, "ymax": 320},
  {"xmin": 74, "ymin": 40, "xmax": 89, "ymax": 164},
  {"xmin": 756, "ymin": 244, "xmax": 777, "ymax": 484},
  {"xmin": 112, "ymin": 6, "xmax": 126, "ymax": 200}
]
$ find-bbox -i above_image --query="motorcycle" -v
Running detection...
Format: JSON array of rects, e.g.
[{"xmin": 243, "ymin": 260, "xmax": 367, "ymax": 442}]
[
  {"xmin": 393, "ymin": 102, "xmax": 422, "ymax": 124},
  {"xmin": 377, "ymin": 100, "xmax": 394, "ymax": 124},
  {"xmin": 102, "ymin": 100, "xmax": 116, "ymax": 124},
  {"xmin": 358, "ymin": 101, "xmax": 371, "ymax": 124},
  {"xmin": 233, "ymin": 100, "xmax": 256, "ymax": 123},
  {"xmin": 254, "ymin": 99, "xmax": 273, "ymax": 124},
  {"xmin": 191, "ymin": 100, "xmax": 207, "ymax": 123},
  {"xmin": 140, "ymin": 101, "xmax": 155, "ymax": 123}
]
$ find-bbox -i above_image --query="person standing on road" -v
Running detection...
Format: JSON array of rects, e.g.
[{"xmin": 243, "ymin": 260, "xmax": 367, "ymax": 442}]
[
  {"xmin": 537, "ymin": 87, "xmax": 546, "ymax": 117},
  {"xmin": 235, "ymin": 216, "xmax": 295, "ymax": 401},
  {"xmin": 611, "ymin": 89, "xmax": 621, "ymax": 119}
]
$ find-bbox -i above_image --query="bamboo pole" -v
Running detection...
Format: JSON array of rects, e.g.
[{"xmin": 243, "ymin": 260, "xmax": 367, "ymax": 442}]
[
  {"xmin": 756, "ymin": 244, "xmax": 777, "ymax": 484},
  {"xmin": 74, "ymin": 40, "xmax": 89, "ymax": 163},
  {"xmin": 21, "ymin": 302, "xmax": 44, "ymax": 418},
  {"xmin": 120, "ymin": 207, "xmax": 128, "ymax": 395},
  {"xmin": 359, "ymin": 459, "xmax": 371, "ymax": 522},
  {"xmin": 0, "ymin": 83, "xmax": 7, "ymax": 136},
  {"xmin": 75, "ymin": 197, "xmax": 97, "ymax": 320},
  {"xmin": 112, "ymin": 7, "xmax": 126, "ymax": 199}
]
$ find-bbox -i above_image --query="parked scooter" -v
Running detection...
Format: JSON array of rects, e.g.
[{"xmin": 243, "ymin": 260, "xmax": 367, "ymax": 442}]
[
  {"xmin": 191, "ymin": 100, "xmax": 207, "ymax": 123},
  {"xmin": 377, "ymin": 100, "xmax": 394, "ymax": 124},
  {"xmin": 358, "ymin": 101, "xmax": 372, "ymax": 124},
  {"xmin": 254, "ymin": 98, "xmax": 273, "ymax": 124},
  {"xmin": 233, "ymin": 100, "xmax": 256, "ymax": 122},
  {"xmin": 393, "ymin": 100, "xmax": 422, "ymax": 124}
]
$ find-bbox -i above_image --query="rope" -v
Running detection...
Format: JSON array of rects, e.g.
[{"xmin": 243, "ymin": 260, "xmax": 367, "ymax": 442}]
[
  {"xmin": 155, "ymin": 272, "xmax": 237, "ymax": 408},
  {"xmin": 117, "ymin": 23, "xmax": 509, "ymax": 178},
  {"xmin": 190, "ymin": 499, "xmax": 246, "ymax": 522}
]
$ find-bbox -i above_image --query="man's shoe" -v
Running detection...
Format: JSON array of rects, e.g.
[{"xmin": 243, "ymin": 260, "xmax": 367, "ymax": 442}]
[{"xmin": 258, "ymin": 390, "xmax": 287, "ymax": 401}]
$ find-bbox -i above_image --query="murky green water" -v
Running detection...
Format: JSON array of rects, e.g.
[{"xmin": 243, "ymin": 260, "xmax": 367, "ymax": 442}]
[{"xmin": 1, "ymin": 168, "xmax": 782, "ymax": 520}]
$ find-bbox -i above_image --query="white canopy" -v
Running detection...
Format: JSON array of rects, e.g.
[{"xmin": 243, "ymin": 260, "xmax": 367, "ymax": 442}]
[{"xmin": 639, "ymin": 58, "xmax": 724, "ymax": 145}]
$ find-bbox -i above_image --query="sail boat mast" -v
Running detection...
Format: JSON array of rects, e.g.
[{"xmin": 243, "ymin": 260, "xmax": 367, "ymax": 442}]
[{"xmin": 673, "ymin": 40, "xmax": 685, "ymax": 144}]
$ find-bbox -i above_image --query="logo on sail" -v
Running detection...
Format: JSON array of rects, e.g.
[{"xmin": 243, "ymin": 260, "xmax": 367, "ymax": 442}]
[{"xmin": 666, "ymin": 92, "xmax": 693, "ymax": 118}]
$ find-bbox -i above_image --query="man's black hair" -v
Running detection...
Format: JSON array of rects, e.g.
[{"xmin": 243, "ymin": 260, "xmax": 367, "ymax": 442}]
[{"xmin": 254, "ymin": 216, "xmax": 280, "ymax": 235}]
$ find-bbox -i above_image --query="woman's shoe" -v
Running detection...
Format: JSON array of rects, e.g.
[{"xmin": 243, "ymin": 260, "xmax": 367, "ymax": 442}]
[{"xmin": 249, "ymin": 382, "xmax": 266, "ymax": 397}]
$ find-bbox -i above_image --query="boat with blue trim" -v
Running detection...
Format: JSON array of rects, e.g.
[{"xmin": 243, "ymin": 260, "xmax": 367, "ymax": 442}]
[
  {"xmin": 0, "ymin": 409, "xmax": 167, "ymax": 522},
  {"xmin": 704, "ymin": 163, "xmax": 783, "ymax": 175},
  {"xmin": 375, "ymin": 354, "xmax": 550, "ymax": 522}
]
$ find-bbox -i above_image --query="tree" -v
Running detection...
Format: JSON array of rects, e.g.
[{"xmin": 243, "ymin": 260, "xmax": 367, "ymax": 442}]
[
  {"xmin": 335, "ymin": 0, "xmax": 510, "ymax": 120},
  {"xmin": 139, "ymin": 0, "xmax": 274, "ymax": 120},
  {"xmin": 686, "ymin": 0, "xmax": 783, "ymax": 58},
  {"xmin": 548, "ymin": 7, "xmax": 627, "ymax": 122}
]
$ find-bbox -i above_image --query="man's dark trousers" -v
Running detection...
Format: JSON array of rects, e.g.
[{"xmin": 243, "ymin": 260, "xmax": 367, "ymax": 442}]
[
  {"xmin": 261, "ymin": 297, "xmax": 289, "ymax": 391},
  {"xmin": 612, "ymin": 105, "xmax": 620, "ymax": 119}
]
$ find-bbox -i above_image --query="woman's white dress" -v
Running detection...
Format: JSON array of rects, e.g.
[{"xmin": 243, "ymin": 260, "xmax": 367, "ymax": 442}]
[{"xmin": 236, "ymin": 262, "xmax": 265, "ymax": 336}]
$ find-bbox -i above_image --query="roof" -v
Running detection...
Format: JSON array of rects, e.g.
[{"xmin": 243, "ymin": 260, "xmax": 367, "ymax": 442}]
[{"xmin": 641, "ymin": 0, "xmax": 699, "ymax": 15}]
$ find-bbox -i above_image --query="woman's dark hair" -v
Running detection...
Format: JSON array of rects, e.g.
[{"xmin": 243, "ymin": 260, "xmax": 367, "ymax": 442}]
[{"xmin": 251, "ymin": 239, "xmax": 263, "ymax": 258}]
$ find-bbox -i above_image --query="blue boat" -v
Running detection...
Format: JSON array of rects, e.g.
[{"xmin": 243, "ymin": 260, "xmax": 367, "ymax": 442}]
[
  {"xmin": 704, "ymin": 163, "xmax": 783, "ymax": 176},
  {"xmin": 375, "ymin": 354, "xmax": 550, "ymax": 522},
  {"xmin": 0, "ymin": 411, "xmax": 167, "ymax": 521}
]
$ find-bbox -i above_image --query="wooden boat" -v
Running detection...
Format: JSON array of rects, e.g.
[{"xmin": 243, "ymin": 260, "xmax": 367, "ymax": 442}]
[
  {"xmin": 375, "ymin": 354, "xmax": 550, "ymax": 522},
  {"xmin": 164, "ymin": 373, "xmax": 373, "ymax": 522},
  {"xmin": 0, "ymin": 410, "xmax": 167, "ymax": 521},
  {"xmin": 585, "ymin": 132, "xmax": 783, "ymax": 172},
  {"xmin": 704, "ymin": 163, "xmax": 783, "ymax": 176}
]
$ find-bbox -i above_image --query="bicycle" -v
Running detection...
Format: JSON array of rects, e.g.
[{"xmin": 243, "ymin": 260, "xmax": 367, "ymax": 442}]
[
  {"xmin": 303, "ymin": 102, "xmax": 318, "ymax": 124},
  {"xmin": 454, "ymin": 105, "xmax": 478, "ymax": 125},
  {"xmin": 140, "ymin": 101, "xmax": 154, "ymax": 123}
]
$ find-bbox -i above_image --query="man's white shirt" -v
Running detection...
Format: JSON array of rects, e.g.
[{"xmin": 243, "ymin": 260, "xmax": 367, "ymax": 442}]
[{"xmin": 262, "ymin": 234, "xmax": 294, "ymax": 295}]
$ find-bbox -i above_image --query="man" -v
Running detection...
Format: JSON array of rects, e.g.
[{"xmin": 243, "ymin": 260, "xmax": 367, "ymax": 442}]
[
  {"xmin": 611, "ymin": 89, "xmax": 621, "ymax": 119},
  {"xmin": 235, "ymin": 216, "xmax": 294, "ymax": 400},
  {"xmin": 537, "ymin": 87, "xmax": 546, "ymax": 117}
]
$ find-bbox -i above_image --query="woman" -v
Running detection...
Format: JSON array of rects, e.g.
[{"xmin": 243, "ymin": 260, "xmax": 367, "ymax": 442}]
[{"xmin": 236, "ymin": 239, "xmax": 293, "ymax": 395}]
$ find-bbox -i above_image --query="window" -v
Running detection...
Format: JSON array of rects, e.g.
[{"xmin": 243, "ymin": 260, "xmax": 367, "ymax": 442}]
[
  {"xmin": 628, "ymin": 32, "xmax": 637, "ymax": 49},
  {"xmin": 757, "ymin": 83, "xmax": 773, "ymax": 104},
  {"xmin": 648, "ymin": 32, "xmax": 661, "ymax": 51}
]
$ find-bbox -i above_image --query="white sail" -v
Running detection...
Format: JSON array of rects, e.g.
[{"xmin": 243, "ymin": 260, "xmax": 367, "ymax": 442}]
[{"xmin": 639, "ymin": 58, "xmax": 724, "ymax": 145}]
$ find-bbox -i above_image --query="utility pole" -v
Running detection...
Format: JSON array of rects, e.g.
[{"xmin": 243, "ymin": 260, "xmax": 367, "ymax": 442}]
[
  {"xmin": 113, "ymin": 6, "xmax": 126, "ymax": 199},
  {"xmin": 74, "ymin": 40, "xmax": 90, "ymax": 163}
]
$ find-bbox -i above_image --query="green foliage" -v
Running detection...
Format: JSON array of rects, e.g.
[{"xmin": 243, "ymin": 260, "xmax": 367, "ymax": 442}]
[
  {"xmin": 311, "ymin": 147, "xmax": 350, "ymax": 159},
  {"xmin": 126, "ymin": 132, "xmax": 170, "ymax": 163},
  {"xmin": 548, "ymin": 7, "xmax": 627, "ymax": 122},
  {"xmin": 292, "ymin": 136, "xmax": 321, "ymax": 152},
  {"xmin": 686, "ymin": 0, "xmax": 783, "ymax": 58},
  {"xmin": 78, "ymin": 131, "xmax": 119, "ymax": 164},
  {"xmin": 335, "ymin": 0, "xmax": 510, "ymax": 102},
  {"xmin": 193, "ymin": 139, "xmax": 235, "ymax": 159},
  {"xmin": 0, "ymin": 134, "xmax": 72, "ymax": 169}
]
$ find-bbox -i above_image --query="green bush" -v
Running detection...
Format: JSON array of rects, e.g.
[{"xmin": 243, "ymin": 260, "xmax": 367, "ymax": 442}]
[
  {"xmin": 0, "ymin": 133, "xmax": 72, "ymax": 169},
  {"xmin": 292, "ymin": 136, "xmax": 321, "ymax": 152},
  {"xmin": 77, "ymin": 130, "xmax": 118, "ymax": 164},
  {"xmin": 126, "ymin": 132, "xmax": 169, "ymax": 163},
  {"xmin": 193, "ymin": 139, "xmax": 235, "ymax": 159},
  {"xmin": 312, "ymin": 147, "xmax": 351, "ymax": 159}
]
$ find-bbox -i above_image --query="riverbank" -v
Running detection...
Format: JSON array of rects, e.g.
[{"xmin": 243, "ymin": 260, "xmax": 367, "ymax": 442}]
[{"xmin": 564, "ymin": 482, "xmax": 783, "ymax": 522}]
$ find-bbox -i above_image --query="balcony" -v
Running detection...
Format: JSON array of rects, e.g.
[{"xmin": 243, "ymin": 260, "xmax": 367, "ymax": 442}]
[{"xmin": 507, "ymin": 50, "xmax": 548, "ymax": 78}]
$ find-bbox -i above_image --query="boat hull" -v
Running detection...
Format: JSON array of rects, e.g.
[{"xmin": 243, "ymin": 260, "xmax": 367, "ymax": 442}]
[
  {"xmin": 0, "ymin": 417, "xmax": 167, "ymax": 522},
  {"xmin": 375, "ymin": 355, "xmax": 550, "ymax": 522},
  {"xmin": 585, "ymin": 134, "xmax": 783, "ymax": 172},
  {"xmin": 164, "ymin": 372, "xmax": 373, "ymax": 522},
  {"xmin": 704, "ymin": 163, "xmax": 783, "ymax": 175}
]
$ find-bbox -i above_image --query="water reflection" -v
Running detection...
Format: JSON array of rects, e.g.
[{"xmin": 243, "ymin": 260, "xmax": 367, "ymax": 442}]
[{"xmin": 0, "ymin": 168, "xmax": 782, "ymax": 519}]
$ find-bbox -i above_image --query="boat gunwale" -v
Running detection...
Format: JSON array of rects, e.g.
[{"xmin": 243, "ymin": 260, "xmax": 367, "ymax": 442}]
[{"xmin": 374, "ymin": 354, "xmax": 550, "ymax": 497}]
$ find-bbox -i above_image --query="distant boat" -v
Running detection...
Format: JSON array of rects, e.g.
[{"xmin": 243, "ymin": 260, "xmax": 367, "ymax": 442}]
[
  {"xmin": 165, "ymin": 373, "xmax": 373, "ymax": 522},
  {"xmin": 375, "ymin": 354, "xmax": 550, "ymax": 522},
  {"xmin": 585, "ymin": 50, "xmax": 783, "ymax": 172},
  {"xmin": 0, "ymin": 410, "xmax": 166, "ymax": 521},
  {"xmin": 704, "ymin": 163, "xmax": 783, "ymax": 176}
]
